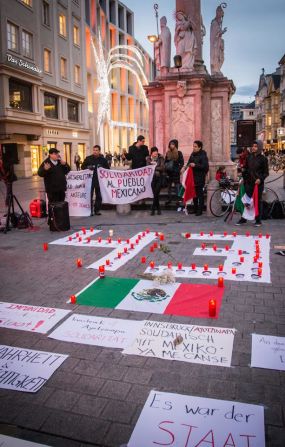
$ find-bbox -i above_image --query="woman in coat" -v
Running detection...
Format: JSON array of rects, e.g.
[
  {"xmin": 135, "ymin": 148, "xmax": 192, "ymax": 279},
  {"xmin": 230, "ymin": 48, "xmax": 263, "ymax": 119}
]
[
  {"xmin": 146, "ymin": 147, "xmax": 165, "ymax": 215},
  {"xmin": 165, "ymin": 139, "xmax": 184, "ymax": 206}
]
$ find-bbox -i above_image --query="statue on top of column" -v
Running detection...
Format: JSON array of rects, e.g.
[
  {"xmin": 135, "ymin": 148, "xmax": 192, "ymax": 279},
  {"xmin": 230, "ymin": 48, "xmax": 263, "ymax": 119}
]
[
  {"xmin": 210, "ymin": 3, "xmax": 227, "ymax": 76},
  {"xmin": 174, "ymin": 10, "xmax": 197, "ymax": 71},
  {"xmin": 154, "ymin": 16, "xmax": 171, "ymax": 75}
]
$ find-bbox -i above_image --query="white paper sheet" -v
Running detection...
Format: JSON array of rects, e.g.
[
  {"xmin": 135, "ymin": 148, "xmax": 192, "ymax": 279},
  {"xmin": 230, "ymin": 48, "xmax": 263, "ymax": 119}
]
[{"xmin": 251, "ymin": 334, "xmax": 285, "ymax": 371}]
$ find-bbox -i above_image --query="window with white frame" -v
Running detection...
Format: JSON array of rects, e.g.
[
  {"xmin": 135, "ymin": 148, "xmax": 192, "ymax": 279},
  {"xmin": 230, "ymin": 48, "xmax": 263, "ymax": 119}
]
[
  {"xmin": 74, "ymin": 65, "xmax": 81, "ymax": 84},
  {"xmin": 60, "ymin": 57, "xmax": 67, "ymax": 80},
  {"xmin": 44, "ymin": 48, "xmax": 52, "ymax": 73},
  {"xmin": 73, "ymin": 24, "xmax": 80, "ymax": 46},
  {"xmin": 7, "ymin": 22, "xmax": 19, "ymax": 52},
  {"xmin": 59, "ymin": 14, "xmax": 67, "ymax": 37},
  {"xmin": 22, "ymin": 30, "xmax": 33, "ymax": 58}
]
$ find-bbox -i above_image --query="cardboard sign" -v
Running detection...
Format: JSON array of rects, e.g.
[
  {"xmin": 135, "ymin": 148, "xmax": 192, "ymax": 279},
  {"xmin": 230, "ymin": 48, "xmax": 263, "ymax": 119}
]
[
  {"xmin": 251, "ymin": 334, "xmax": 285, "ymax": 371},
  {"xmin": 0, "ymin": 302, "xmax": 70, "ymax": 334},
  {"xmin": 48, "ymin": 314, "xmax": 143, "ymax": 349},
  {"xmin": 0, "ymin": 435, "xmax": 50, "ymax": 447},
  {"xmin": 98, "ymin": 165, "xmax": 155, "ymax": 204},
  {"xmin": 0, "ymin": 345, "xmax": 68, "ymax": 393},
  {"xmin": 65, "ymin": 170, "xmax": 93, "ymax": 216},
  {"xmin": 123, "ymin": 320, "xmax": 235, "ymax": 367},
  {"xmin": 128, "ymin": 391, "xmax": 265, "ymax": 447}
]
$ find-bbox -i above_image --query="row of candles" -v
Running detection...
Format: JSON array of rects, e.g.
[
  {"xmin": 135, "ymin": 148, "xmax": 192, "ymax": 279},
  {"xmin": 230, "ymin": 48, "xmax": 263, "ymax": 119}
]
[{"xmin": 185, "ymin": 231, "xmax": 270, "ymax": 239}]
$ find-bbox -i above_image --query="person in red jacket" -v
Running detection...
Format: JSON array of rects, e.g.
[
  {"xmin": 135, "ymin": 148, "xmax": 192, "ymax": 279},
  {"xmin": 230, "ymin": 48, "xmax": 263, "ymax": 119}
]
[{"xmin": 215, "ymin": 165, "xmax": 227, "ymax": 182}]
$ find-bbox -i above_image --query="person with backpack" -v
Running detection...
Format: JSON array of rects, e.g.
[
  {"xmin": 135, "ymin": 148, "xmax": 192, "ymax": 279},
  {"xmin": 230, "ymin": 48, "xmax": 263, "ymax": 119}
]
[{"xmin": 184, "ymin": 140, "xmax": 209, "ymax": 216}]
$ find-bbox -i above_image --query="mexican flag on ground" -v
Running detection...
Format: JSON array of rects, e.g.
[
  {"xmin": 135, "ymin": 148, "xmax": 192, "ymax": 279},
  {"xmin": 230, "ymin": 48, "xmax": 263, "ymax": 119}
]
[
  {"xmin": 179, "ymin": 167, "xmax": 196, "ymax": 205},
  {"xmin": 235, "ymin": 183, "xmax": 259, "ymax": 220},
  {"xmin": 73, "ymin": 277, "xmax": 224, "ymax": 319}
]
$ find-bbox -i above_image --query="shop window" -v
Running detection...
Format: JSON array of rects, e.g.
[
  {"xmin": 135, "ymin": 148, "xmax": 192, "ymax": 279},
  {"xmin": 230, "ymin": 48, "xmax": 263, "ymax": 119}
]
[
  {"xmin": 73, "ymin": 24, "xmax": 80, "ymax": 46},
  {"xmin": 59, "ymin": 14, "xmax": 67, "ymax": 37},
  {"xmin": 43, "ymin": 1, "xmax": 50, "ymax": 27},
  {"xmin": 68, "ymin": 100, "xmax": 79, "ymax": 122},
  {"xmin": 44, "ymin": 48, "xmax": 52, "ymax": 73},
  {"xmin": 44, "ymin": 93, "xmax": 58, "ymax": 119},
  {"xmin": 9, "ymin": 78, "xmax": 32, "ymax": 111},
  {"xmin": 7, "ymin": 22, "xmax": 19, "ymax": 53},
  {"xmin": 22, "ymin": 30, "xmax": 33, "ymax": 58}
]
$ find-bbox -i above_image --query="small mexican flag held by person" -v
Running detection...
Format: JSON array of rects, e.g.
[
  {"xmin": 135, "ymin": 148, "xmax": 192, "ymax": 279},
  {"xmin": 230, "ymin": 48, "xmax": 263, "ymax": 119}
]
[
  {"xmin": 235, "ymin": 183, "xmax": 259, "ymax": 220},
  {"xmin": 179, "ymin": 167, "xmax": 196, "ymax": 205}
]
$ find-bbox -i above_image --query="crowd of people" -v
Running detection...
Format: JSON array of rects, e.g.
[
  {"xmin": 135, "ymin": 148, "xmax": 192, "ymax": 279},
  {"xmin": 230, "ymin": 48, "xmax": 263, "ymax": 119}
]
[{"xmin": 37, "ymin": 135, "xmax": 269, "ymax": 227}]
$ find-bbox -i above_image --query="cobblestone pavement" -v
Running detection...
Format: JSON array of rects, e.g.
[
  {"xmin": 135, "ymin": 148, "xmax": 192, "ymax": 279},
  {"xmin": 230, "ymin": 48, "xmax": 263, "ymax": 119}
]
[{"xmin": 0, "ymin": 176, "xmax": 284, "ymax": 446}]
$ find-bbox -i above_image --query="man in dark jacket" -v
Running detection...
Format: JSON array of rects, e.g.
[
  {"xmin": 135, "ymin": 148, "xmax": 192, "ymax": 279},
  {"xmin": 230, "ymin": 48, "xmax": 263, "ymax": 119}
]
[
  {"xmin": 38, "ymin": 148, "xmax": 70, "ymax": 202},
  {"xmin": 124, "ymin": 135, "xmax": 149, "ymax": 169},
  {"xmin": 236, "ymin": 140, "xmax": 269, "ymax": 227},
  {"xmin": 185, "ymin": 140, "xmax": 209, "ymax": 216},
  {"xmin": 81, "ymin": 145, "xmax": 109, "ymax": 215}
]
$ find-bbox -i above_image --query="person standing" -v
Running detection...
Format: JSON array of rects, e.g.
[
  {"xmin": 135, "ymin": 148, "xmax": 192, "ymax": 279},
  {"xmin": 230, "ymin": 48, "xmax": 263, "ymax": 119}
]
[
  {"xmin": 146, "ymin": 147, "xmax": 165, "ymax": 215},
  {"xmin": 125, "ymin": 135, "xmax": 149, "ymax": 169},
  {"xmin": 165, "ymin": 139, "xmax": 184, "ymax": 206},
  {"xmin": 81, "ymin": 145, "xmax": 109, "ymax": 216},
  {"xmin": 236, "ymin": 140, "xmax": 269, "ymax": 227},
  {"xmin": 184, "ymin": 140, "xmax": 209, "ymax": 216},
  {"xmin": 38, "ymin": 148, "xmax": 70, "ymax": 203},
  {"xmin": 74, "ymin": 152, "xmax": 81, "ymax": 171}
]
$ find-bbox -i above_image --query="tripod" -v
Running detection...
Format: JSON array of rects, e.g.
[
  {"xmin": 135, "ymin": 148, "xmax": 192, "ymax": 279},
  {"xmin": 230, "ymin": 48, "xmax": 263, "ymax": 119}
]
[{"xmin": 2, "ymin": 182, "xmax": 33, "ymax": 234}]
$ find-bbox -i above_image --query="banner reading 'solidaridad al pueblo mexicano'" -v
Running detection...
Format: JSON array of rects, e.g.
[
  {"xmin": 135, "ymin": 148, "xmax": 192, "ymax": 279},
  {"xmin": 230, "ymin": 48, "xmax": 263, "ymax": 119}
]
[{"xmin": 98, "ymin": 166, "xmax": 155, "ymax": 205}]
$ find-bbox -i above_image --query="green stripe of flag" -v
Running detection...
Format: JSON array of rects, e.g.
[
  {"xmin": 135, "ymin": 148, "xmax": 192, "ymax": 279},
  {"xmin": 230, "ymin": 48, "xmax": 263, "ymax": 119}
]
[{"xmin": 76, "ymin": 277, "xmax": 139, "ymax": 307}]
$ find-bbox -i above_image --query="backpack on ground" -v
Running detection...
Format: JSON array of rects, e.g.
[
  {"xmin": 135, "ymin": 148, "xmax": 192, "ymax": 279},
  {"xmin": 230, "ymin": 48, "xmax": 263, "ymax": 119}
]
[{"xmin": 269, "ymin": 200, "xmax": 285, "ymax": 219}]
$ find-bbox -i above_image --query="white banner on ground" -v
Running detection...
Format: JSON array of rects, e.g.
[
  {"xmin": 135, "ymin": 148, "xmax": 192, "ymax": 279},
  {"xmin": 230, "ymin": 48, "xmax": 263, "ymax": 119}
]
[
  {"xmin": 251, "ymin": 334, "xmax": 285, "ymax": 371},
  {"xmin": 98, "ymin": 165, "xmax": 155, "ymax": 204},
  {"xmin": 48, "ymin": 314, "xmax": 143, "ymax": 349},
  {"xmin": 65, "ymin": 170, "xmax": 93, "ymax": 216},
  {"xmin": 0, "ymin": 435, "xmax": 51, "ymax": 447},
  {"xmin": 0, "ymin": 302, "xmax": 70, "ymax": 334},
  {"xmin": 128, "ymin": 390, "xmax": 265, "ymax": 447},
  {"xmin": 123, "ymin": 320, "xmax": 235, "ymax": 367},
  {"xmin": 0, "ymin": 345, "xmax": 68, "ymax": 393}
]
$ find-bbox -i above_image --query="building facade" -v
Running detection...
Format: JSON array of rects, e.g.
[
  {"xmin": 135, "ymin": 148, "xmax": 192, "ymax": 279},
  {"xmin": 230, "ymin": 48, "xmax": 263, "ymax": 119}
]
[
  {"xmin": 0, "ymin": 0, "xmax": 153, "ymax": 178},
  {"xmin": 278, "ymin": 54, "xmax": 285, "ymax": 149}
]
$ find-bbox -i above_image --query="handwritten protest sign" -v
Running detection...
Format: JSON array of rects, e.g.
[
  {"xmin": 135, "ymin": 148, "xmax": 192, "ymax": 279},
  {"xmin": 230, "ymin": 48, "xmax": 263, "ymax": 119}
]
[
  {"xmin": 128, "ymin": 390, "xmax": 265, "ymax": 447},
  {"xmin": 0, "ymin": 302, "xmax": 70, "ymax": 334},
  {"xmin": 0, "ymin": 435, "xmax": 50, "ymax": 447},
  {"xmin": 65, "ymin": 170, "xmax": 93, "ymax": 216},
  {"xmin": 251, "ymin": 334, "xmax": 285, "ymax": 371},
  {"xmin": 98, "ymin": 165, "xmax": 155, "ymax": 204},
  {"xmin": 123, "ymin": 320, "xmax": 235, "ymax": 367},
  {"xmin": 48, "ymin": 314, "xmax": 143, "ymax": 349},
  {"xmin": 0, "ymin": 345, "xmax": 68, "ymax": 393}
]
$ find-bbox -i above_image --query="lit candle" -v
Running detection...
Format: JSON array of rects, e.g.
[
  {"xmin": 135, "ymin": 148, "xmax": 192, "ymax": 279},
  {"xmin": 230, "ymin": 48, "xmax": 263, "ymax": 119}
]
[
  {"xmin": 223, "ymin": 231, "xmax": 227, "ymax": 237},
  {"xmin": 78, "ymin": 237, "xmax": 82, "ymax": 242},
  {"xmin": 98, "ymin": 237, "xmax": 102, "ymax": 243},
  {"xmin": 153, "ymin": 242, "xmax": 158, "ymax": 249},
  {"xmin": 258, "ymin": 261, "xmax": 263, "ymax": 268},
  {"xmin": 155, "ymin": 231, "xmax": 159, "ymax": 237},
  {"xmin": 232, "ymin": 267, "xmax": 236, "ymax": 275},
  {"xmin": 225, "ymin": 245, "xmax": 229, "ymax": 251},
  {"xmin": 146, "ymin": 229, "xmax": 150, "ymax": 234},
  {"xmin": 142, "ymin": 232, "xmax": 146, "ymax": 237},
  {"xmin": 218, "ymin": 277, "xmax": 224, "ymax": 288},
  {"xmin": 135, "ymin": 239, "xmax": 139, "ymax": 244},
  {"xmin": 76, "ymin": 233, "xmax": 79, "ymax": 237},
  {"xmin": 141, "ymin": 256, "xmax": 146, "ymax": 264},
  {"xmin": 81, "ymin": 227, "xmax": 86, "ymax": 234},
  {"xmin": 117, "ymin": 252, "xmax": 122, "ymax": 259},
  {"xmin": 124, "ymin": 247, "xmax": 128, "ymax": 253},
  {"xmin": 255, "ymin": 240, "xmax": 259, "ymax": 246},
  {"xmin": 178, "ymin": 263, "xmax": 182, "ymax": 270},
  {"xmin": 258, "ymin": 233, "xmax": 262, "ymax": 239},
  {"xmin": 86, "ymin": 237, "xmax": 91, "ymax": 243},
  {"xmin": 68, "ymin": 236, "xmax": 72, "ymax": 241},
  {"xmin": 185, "ymin": 233, "xmax": 191, "ymax": 238},
  {"xmin": 201, "ymin": 243, "xmax": 206, "ymax": 250},
  {"xmin": 90, "ymin": 227, "xmax": 94, "ymax": 232},
  {"xmin": 204, "ymin": 264, "xmax": 208, "ymax": 271},
  {"xmin": 209, "ymin": 299, "xmax": 216, "ymax": 317},
  {"xmin": 150, "ymin": 246, "xmax": 154, "ymax": 253},
  {"xmin": 43, "ymin": 243, "xmax": 48, "ymax": 251},
  {"xmin": 138, "ymin": 235, "xmax": 141, "ymax": 240},
  {"xmin": 109, "ymin": 229, "xmax": 114, "ymax": 237},
  {"xmin": 200, "ymin": 231, "xmax": 204, "ymax": 236},
  {"xmin": 118, "ymin": 238, "xmax": 121, "ymax": 244},
  {"xmin": 159, "ymin": 234, "xmax": 165, "ymax": 241},
  {"xmin": 191, "ymin": 263, "xmax": 196, "ymax": 270},
  {"xmin": 209, "ymin": 231, "xmax": 213, "ymax": 237},
  {"xmin": 108, "ymin": 237, "xmax": 112, "ymax": 244},
  {"xmin": 240, "ymin": 256, "xmax": 244, "ymax": 263},
  {"xmin": 167, "ymin": 262, "xmax": 172, "ymax": 269},
  {"xmin": 130, "ymin": 243, "xmax": 134, "ymax": 249},
  {"xmin": 126, "ymin": 239, "xmax": 130, "ymax": 244},
  {"xmin": 76, "ymin": 258, "xmax": 83, "ymax": 268},
  {"xmin": 106, "ymin": 259, "xmax": 110, "ymax": 266},
  {"xmin": 255, "ymin": 253, "xmax": 260, "ymax": 260},
  {"xmin": 218, "ymin": 264, "xmax": 223, "ymax": 272},
  {"xmin": 232, "ymin": 231, "xmax": 237, "ymax": 237},
  {"xmin": 266, "ymin": 233, "xmax": 270, "ymax": 239},
  {"xmin": 253, "ymin": 256, "xmax": 258, "ymax": 263},
  {"xmin": 99, "ymin": 265, "xmax": 105, "ymax": 279},
  {"xmin": 246, "ymin": 232, "xmax": 250, "ymax": 237},
  {"xmin": 213, "ymin": 244, "xmax": 217, "ymax": 251},
  {"xmin": 238, "ymin": 249, "xmax": 243, "ymax": 255},
  {"xmin": 150, "ymin": 261, "xmax": 155, "ymax": 269},
  {"xmin": 70, "ymin": 295, "xmax": 76, "ymax": 304},
  {"xmin": 258, "ymin": 268, "xmax": 262, "ymax": 277}
]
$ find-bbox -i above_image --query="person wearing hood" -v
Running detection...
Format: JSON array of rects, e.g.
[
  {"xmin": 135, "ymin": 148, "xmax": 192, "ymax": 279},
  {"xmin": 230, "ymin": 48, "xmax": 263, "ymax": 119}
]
[
  {"xmin": 165, "ymin": 139, "xmax": 184, "ymax": 206},
  {"xmin": 236, "ymin": 140, "xmax": 269, "ymax": 227}
]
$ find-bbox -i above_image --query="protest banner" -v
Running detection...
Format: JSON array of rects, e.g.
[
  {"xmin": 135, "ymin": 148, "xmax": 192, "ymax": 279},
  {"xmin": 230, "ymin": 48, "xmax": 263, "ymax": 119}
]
[
  {"xmin": 65, "ymin": 169, "xmax": 93, "ymax": 216},
  {"xmin": 123, "ymin": 320, "xmax": 235, "ymax": 367},
  {"xmin": 0, "ymin": 302, "xmax": 70, "ymax": 334},
  {"xmin": 128, "ymin": 390, "xmax": 265, "ymax": 447},
  {"xmin": 0, "ymin": 345, "xmax": 68, "ymax": 393},
  {"xmin": 98, "ymin": 165, "xmax": 155, "ymax": 204},
  {"xmin": 251, "ymin": 334, "xmax": 285, "ymax": 371},
  {"xmin": 0, "ymin": 435, "xmax": 50, "ymax": 447},
  {"xmin": 48, "ymin": 314, "xmax": 143, "ymax": 349}
]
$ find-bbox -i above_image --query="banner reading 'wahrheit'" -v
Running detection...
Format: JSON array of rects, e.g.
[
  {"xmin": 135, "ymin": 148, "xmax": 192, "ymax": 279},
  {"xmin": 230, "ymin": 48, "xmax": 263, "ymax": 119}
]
[{"xmin": 98, "ymin": 166, "xmax": 155, "ymax": 205}]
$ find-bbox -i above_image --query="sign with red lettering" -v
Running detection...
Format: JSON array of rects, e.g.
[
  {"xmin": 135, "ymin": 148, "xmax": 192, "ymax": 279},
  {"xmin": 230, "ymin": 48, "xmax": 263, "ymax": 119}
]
[
  {"xmin": 129, "ymin": 391, "xmax": 265, "ymax": 447},
  {"xmin": 0, "ymin": 345, "xmax": 68, "ymax": 393},
  {"xmin": 0, "ymin": 302, "xmax": 70, "ymax": 334},
  {"xmin": 98, "ymin": 166, "xmax": 155, "ymax": 204}
]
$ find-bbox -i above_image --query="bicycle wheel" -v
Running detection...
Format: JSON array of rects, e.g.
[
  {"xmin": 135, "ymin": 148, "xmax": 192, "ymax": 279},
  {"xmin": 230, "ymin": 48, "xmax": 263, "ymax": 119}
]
[
  {"xmin": 263, "ymin": 186, "xmax": 279, "ymax": 203},
  {"xmin": 210, "ymin": 188, "xmax": 232, "ymax": 217}
]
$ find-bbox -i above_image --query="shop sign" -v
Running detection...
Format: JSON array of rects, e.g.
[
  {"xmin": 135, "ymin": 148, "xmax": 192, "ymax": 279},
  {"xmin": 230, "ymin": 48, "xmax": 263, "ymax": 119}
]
[{"xmin": 7, "ymin": 53, "xmax": 42, "ymax": 75}]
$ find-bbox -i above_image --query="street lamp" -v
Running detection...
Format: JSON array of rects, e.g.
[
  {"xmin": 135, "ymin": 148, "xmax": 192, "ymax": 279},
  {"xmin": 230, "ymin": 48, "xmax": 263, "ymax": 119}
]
[{"xmin": 147, "ymin": 35, "xmax": 158, "ymax": 44}]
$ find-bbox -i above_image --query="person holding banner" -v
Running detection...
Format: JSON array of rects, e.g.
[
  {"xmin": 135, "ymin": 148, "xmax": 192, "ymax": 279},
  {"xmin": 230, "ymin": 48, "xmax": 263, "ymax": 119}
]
[
  {"xmin": 81, "ymin": 145, "xmax": 109, "ymax": 216},
  {"xmin": 124, "ymin": 135, "xmax": 149, "ymax": 169},
  {"xmin": 146, "ymin": 147, "xmax": 165, "ymax": 215}
]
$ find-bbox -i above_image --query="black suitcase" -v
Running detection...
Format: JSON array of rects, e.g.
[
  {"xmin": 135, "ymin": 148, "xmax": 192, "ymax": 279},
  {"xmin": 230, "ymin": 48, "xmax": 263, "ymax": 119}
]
[{"xmin": 48, "ymin": 201, "xmax": 70, "ymax": 231}]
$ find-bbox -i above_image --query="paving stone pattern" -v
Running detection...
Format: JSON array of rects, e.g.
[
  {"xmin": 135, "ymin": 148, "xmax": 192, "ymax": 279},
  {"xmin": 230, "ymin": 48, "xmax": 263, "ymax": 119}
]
[{"xmin": 0, "ymin": 178, "xmax": 285, "ymax": 446}]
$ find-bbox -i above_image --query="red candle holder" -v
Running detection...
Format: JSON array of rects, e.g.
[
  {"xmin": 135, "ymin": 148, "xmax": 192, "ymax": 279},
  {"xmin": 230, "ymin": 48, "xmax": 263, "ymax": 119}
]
[
  {"xmin": 218, "ymin": 264, "xmax": 223, "ymax": 272},
  {"xmin": 200, "ymin": 231, "xmax": 204, "ymax": 236},
  {"xmin": 246, "ymin": 232, "xmax": 250, "ymax": 237},
  {"xmin": 185, "ymin": 233, "xmax": 191, "ymax": 238},
  {"xmin": 146, "ymin": 229, "xmax": 150, "ymax": 234},
  {"xmin": 232, "ymin": 231, "xmax": 237, "ymax": 237},
  {"xmin": 258, "ymin": 261, "xmax": 263, "ymax": 268},
  {"xmin": 150, "ymin": 246, "xmax": 154, "ymax": 253},
  {"xmin": 240, "ymin": 256, "xmax": 244, "ymax": 263},
  {"xmin": 255, "ymin": 253, "xmax": 260, "ymax": 260},
  {"xmin": 253, "ymin": 256, "xmax": 258, "ymax": 263},
  {"xmin": 209, "ymin": 231, "xmax": 214, "ymax": 237},
  {"xmin": 159, "ymin": 234, "xmax": 165, "ymax": 241},
  {"xmin": 78, "ymin": 237, "xmax": 82, "ymax": 242},
  {"xmin": 43, "ymin": 243, "xmax": 48, "ymax": 251},
  {"xmin": 218, "ymin": 277, "xmax": 224, "ymax": 288},
  {"xmin": 266, "ymin": 234, "xmax": 270, "ymax": 239},
  {"xmin": 191, "ymin": 263, "xmax": 196, "ymax": 270},
  {"xmin": 255, "ymin": 240, "xmax": 259, "ymax": 246},
  {"xmin": 232, "ymin": 267, "xmax": 236, "ymax": 275},
  {"xmin": 213, "ymin": 244, "xmax": 217, "ymax": 251},
  {"xmin": 117, "ymin": 252, "xmax": 122, "ymax": 259},
  {"xmin": 223, "ymin": 231, "xmax": 228, "ymax": 237},
  {"xmin": 150, "ymin": 261, "xmax": 155, "ymax": 269},
  {"xmin": 258, "ymin": 268, "xmax": 262, "ymax": 277},
  {"xmin": 142, "ymin": 232, "xmax": 146, "ymax": 237},
  {"xmin": 225, "ymin": 245, "xmax": 229, "ymax": 251},
  {"xmin": 178, "ymin": 263, "xmax": 182, "ymax": 270},
  {"xmin": 204, "ymin": 264, "xmax": 208, "ymax": 271},
  {"xmin": 68, "ymin": 236, "xmax": 72, "ymax": 241},
  {"xmin": 138, "ymin": 235, "xmax": 141, "ymax": 240},
  {"xmin": 238, "ymin": 249, "xmax": 243, "ymax": 255},
  {"xmin": 167, "ymin": 262, "xmax": 172, "ymax": 269},
  {"xmin": 124, "ymin": 247, "xmax": 128, "ymax": 253},
  {"xmin": 108, "ymin": 237, "xmax": 112, "ymax": 244},
  {"xmin": 130, "ymin": 243, "xmax": 134, "ymax": 249},
  {"xmin": 201, "ymin": 243, "xmax": 206, "ymax": 250},
  {"xmin": 98, "ymin": 237, "xmax": 102, "ymax": 243},
  {"xmin": 86, "ymin": 237, "xmax": 91, "ymax": 243},
  {"xmin": 118, "ymin": 238, "xmax": 121, "ymax": 244},
  {"xmin": 99, "ymin": 265, "xmax": 105, "ymax": 279},
  {"xmin": 90, "ymin": 227, "xmax": 94, "ymax": 232},
  {"xmin": 70, "ymin": 295, "xmax": 77, "ymax": 304},
  {"xmin": 76, "ymin": 258, "xmax": 83, "ymax": 268},
  {"xmin": 209, "ymin": 299, "xmax": 216, "ymax": 317},
  {"xmin": 81, "ymin": 228, "xmax": 86, "ymax": 234},
  {"xmin": 155, "ymin": 231, "xmax": 159, "ymax": 237},
  {"xmin": 141, "ymin": 256, "xmax": 146, "ymax": 264},
  {"xmin": 258, "ymin": 233, "xmax": 262, "ymax": 239},
  {"xmin": 135, "ymin": 239, "xmax": 139, "ymax": 244},
  {"xmin": 153, "ymin": 242, "xmax": 158, "ymax": 249},
  {"xmin": 106, "ymin": 259, "xmax": 110, "ymax": 266},
  {"xmin": 76, "ymin": 232, "xmax": 79, "ymax": 237}
]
